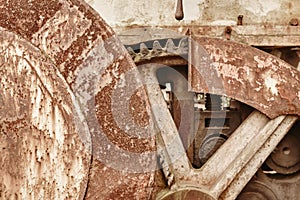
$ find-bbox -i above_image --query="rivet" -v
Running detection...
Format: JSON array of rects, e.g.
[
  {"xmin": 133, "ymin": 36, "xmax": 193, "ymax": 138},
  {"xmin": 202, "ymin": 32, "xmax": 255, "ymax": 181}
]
[
  {"xmin": 225, "ymin": 26, "xmax": 232, "ymax": 34},
  {"xmin": 289, "ymin": 18, "xmax": 299, "ymax": 26},
  {"xmin": 225, "ymin": 26, "xmax": 232, "ymax": 40}
]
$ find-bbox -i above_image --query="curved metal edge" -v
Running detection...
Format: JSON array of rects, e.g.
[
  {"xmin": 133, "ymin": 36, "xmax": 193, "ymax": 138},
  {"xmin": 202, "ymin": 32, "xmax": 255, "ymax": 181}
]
[
  {"xmin": 0, "ymin": 0, "xmax": 157, "ymax": 199},
  {"xmin": 0, "ymin": 28, "xmax": 92, "ymax": 200},
  {"xmin": 125, "ymin": 35, "xmax": 300, "ymax": 119},
  {"xmin": 156, "ymin": 186, "xmax": 216, "ymax": 200},
  {"xmin": 189, "ymin": 36, "xmax": 300, "ymax": 119}
]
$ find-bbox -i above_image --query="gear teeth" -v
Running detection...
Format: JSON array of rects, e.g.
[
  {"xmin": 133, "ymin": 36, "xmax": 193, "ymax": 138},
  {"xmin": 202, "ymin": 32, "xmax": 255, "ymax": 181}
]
[
  {"xmin": 125, "ymin": 37, "xmax": 188, "ymax": 63},
  {"xmin": 165, "ymin": 39, "xmax": 176, "ymax": 53},
  {"xmin": 140, "ymin": 43, "xmax": 149, "ymax": 55},
  {"xmin": 127, "ymin": 47, "xmax": 136, "ymax": 57},
  {"xmin": 153, "ymin": 40, "xmax": 163, "ymax": 50},
  {"xmin": 152, "ymin": 40, "xmax": 163, "ymax": 55},
  {"xmin": 177, "ymin": 37, "xmax": 189, "ymax": 54}
]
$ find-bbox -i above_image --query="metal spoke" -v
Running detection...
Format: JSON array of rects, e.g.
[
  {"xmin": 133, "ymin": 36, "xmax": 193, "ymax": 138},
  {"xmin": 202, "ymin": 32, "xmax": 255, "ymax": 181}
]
[
  {"xmin": 147, "ymin": 90, "xmax": 297, "ymax": 199},
  {"xmin": 220, "ymin": 115, "xmax": 298, "ymax": 200},
  {"xmin": 139, "ymin": 64, "xmax": 298, "ymax": 200},
  {"xmin": 185, "ymin": 112, "xmax": 297, "ymax": 199},
  {"xmin": 139, "ymin": 65, "xmax": 191, "ymax": 183}
]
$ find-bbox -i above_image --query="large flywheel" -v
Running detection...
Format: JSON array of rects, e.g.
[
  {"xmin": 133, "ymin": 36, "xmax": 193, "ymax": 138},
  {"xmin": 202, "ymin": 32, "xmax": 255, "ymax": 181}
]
[
  {"xmin": 0, "ymin": 0, "xmax": 156, "ymax": 199},
  {"xmin": 0, "ymin": 0, "xmax": 300, "ymax": 199},
  {"xmin": 125, "ymin": 37, "xmax": 300, "ymax": 200}
]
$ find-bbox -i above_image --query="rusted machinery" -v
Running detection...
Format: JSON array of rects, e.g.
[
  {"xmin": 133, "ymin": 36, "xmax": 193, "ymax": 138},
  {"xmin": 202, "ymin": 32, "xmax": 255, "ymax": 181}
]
[{"xmin": 0, "ymin": 0, "xmax": 299, "ymax": 199}]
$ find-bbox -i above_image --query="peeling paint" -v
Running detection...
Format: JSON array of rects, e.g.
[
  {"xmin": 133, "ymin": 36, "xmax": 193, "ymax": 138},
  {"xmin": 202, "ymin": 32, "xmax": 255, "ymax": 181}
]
[
  {"xmin": 0, "ymin": 1, "xmax": 157, "ymax": 199},
  {"xmin": 189, "ymin": 36, "xmax": 300, "ymax": 118},
  {"xmin": 0, "ymin": 29, "xmax": 91, "ymax": 200},
  {"xmin": 88, "ymin": 0, "xmax": 300, "ymax": 28},
  {"xmin": 239, "ymin": 0, "xmax": 281, "ymax": 16},
  {"xmin": 264, "ymin": 76, "xmax": 279, "ymax": 96}
]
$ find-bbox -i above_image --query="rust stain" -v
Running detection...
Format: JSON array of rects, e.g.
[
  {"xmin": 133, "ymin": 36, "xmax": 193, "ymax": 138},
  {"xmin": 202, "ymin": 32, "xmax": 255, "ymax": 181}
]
[
  {"xmin": 85, "ymin": 160, "xmax": 154, "ymax": 200},
  {"xmin": 0, "ymin": 29, "xmax": 91, "ymax": 199},
  {"xmin": 189, "ymin": 36, "xmax": 300, "ymax": 119},
  {"xmin": 0, "ymin": 0, "xmax": 156, "ymax": 199},
  {"xmin": 0, "ymin": 0, "xmax": 62, "ymax": 39},
  {"xmin": 129, "ymin": 88, "xmax": 151, "ymax": 127},
  {"xmin": 94, "ymin": 58, "xmax": 154, "ymax": 153}
]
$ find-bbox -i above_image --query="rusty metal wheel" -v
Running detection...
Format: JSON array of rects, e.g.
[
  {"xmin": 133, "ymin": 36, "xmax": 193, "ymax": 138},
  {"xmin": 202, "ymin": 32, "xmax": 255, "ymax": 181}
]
[
  {"xmin": 266, "ymin": 121, "xmax": 300, "ymax": 175},
  {"xmin": 0, "ymin": 28, "xmax": 91, "ymax": 199},
  {"xmin": 1, "ymin": 0, "xmax": 300, "ymax": 199},
  {"xmin": 0, "ymin": 1, "xmax": 156, "ymax": 199},
  {"xmin": 237, "ymin": 181, "xmax": 278, "ymax": 200},
  {"xmin": 138, "ymin": 62, "xmax": 298, "ymax": 200},
  {"xmin": 198, "ymin": 133, "xmax": 227, "ymax": 165},
  {"xmin": 126, "ymin": 36, "xmax": 300, "ymax": 199},
  {"xmin": 158, "ymin": 189, "xmax": 215, "ymax": 200}
]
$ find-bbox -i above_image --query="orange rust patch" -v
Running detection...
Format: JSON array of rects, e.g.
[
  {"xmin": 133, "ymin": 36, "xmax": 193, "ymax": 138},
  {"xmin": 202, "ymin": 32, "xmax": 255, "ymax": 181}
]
[
  {"xmin": 0, "ymin": 0, "xmax": 62, "ymax": 39},
  {"xmin": 129, "ymin": 88, "xmax": 150, "ymax": 128}
]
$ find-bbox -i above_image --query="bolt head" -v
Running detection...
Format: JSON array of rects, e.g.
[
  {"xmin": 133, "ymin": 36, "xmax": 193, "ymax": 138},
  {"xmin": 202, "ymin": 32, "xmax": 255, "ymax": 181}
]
[{"xmin": 289, "ymin": 18, "xmax": 299, "ymax": 26}]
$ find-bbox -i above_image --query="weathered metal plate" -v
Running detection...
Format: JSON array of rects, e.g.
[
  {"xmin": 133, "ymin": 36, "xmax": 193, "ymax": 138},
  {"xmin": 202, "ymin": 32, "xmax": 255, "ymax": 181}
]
[
  {"xmin": 117, "ymin": 25, "xmax": 300, "ymax": 47},
  {"xmin": 189, "ymin": 36, "xmax": 300, "ymax": 119},
  {"xmin": 0, "ymin": 0, "xmax": 157, "ymax": 199},
  {"xmin": 0, "ymin": 28, "xmax": 91, "ymax": 199}
]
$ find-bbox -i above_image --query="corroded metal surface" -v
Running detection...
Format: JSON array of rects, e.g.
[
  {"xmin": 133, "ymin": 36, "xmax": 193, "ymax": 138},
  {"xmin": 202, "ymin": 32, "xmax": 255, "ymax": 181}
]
[
  {"xmin": 118, "ymin": 25, "xmax": 300, "ymax": 50},
  {"xmin": 0, "ymin": 0, "xmax": 156, "ymax": 199},
  {"xmin": 88, "ymin": 0, "xmax": 300, "ymax": 27},
  {"xmin": 265, "ymin": 122, "xmax": 300, "ymax": 175},
  {"xmin": 189, "ymin": 36, "xmax": 300, "ymax": 119},
  {"xmin": 1, "ymin": 0, "xmax": 299, "ymax": 199},
  {"xmin": 0, "ymin": 28, "xmax": 91, "ymax": 199},
  {"xmin": 125, "ymin": 37, "xmax": 188, "ymax": 64},
  {"xmin": 141, "ymin": 64, "xmax": 298, "ymax": 200},
  {"xmin": 126, "ymin": 36, "xmax": 300, "ymax": 119}
]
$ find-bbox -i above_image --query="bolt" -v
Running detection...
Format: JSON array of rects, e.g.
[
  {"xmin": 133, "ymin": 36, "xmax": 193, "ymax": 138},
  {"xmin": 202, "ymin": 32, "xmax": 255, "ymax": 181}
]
[
  {"xmin": 225, "ymin": 26, "xmax": 232, "ymax": 34},
  {"xmin": 289, "ymin": 18, "xmax": 299, "ymax": 26},
  {"xmin": 237, "ymin": 15, "xmax": 243, "ymax": 25},
  {"xmin": 282, "ymin": 147, "xmax": 291, "ymax": 155},
  {"xmin": 225, "ymin": 26, "xmax": 232, "ymax": 40}
]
